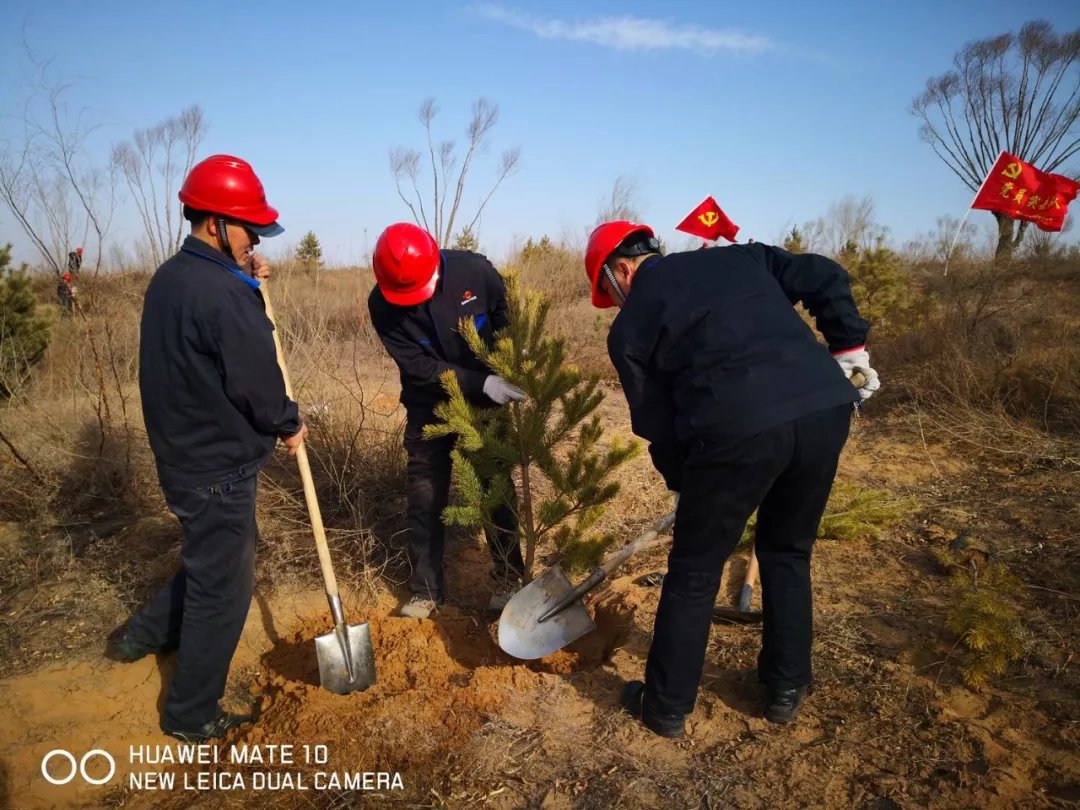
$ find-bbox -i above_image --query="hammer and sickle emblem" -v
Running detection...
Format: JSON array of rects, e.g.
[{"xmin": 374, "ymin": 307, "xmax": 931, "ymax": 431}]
[
  {"xmin": 698, "ymin": 211, "xmax": 720, "ymax": 227},
  {"xmin": 1001, "ymin": 162, "xmax": 1022, "ymax": 180}
]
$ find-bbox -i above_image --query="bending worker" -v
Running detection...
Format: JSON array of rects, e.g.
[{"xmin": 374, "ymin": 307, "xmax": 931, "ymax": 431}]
[
  {"xmin": 368, "ymin": 222, "xmax": 526, "ymax": 619},
  {"xmin": 109, "ymin": 155, "xmax": 306, "ymax": 742},
  {"xmin": 584, "ymin": 220, "xmax": 879, "ymax": 737}
]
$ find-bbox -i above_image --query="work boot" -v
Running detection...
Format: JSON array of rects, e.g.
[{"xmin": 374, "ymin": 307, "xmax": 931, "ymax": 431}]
[
  {"xmin": 399, "ymin": 595, "xmax": 440, "ymax": 619},
  {"xmin": 486, "ymin": 578, "xmax": 522, "ymax": 613},
  {"xmin": 764, "ymin": 684, "xmax": 811, "ymax": 724},
  {"xmin": 105, "ymin": 628, "xmax": 178, "ymax": 663},
  {"xmin": 162, "ymin": 712, "xmax": 253, "ymax": 743},
  {"xmin": 619, "ymin": 680, "xmax": 686, "ymax": 738}
]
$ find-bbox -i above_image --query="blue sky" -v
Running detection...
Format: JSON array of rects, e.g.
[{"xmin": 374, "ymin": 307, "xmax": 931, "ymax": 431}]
[{"xmin": 1, "ymin": 1, "xmax": 1077, "ymax": 266}]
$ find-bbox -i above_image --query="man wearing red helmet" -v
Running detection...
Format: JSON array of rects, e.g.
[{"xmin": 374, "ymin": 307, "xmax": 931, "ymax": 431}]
[
  {"xmin": 67, "ymin": 247, "xmax": 83, "ymax": 275},
  {"xmin": 584, "ymin": 221, "xmax": 879, "ymax": 737},
  {"xmin": 108, "ymin": 155, "xmax": 306, "ymax": 742},
  {"xmin": 368, "ymin": 222, "xmax": 525, "ymax": 619}
]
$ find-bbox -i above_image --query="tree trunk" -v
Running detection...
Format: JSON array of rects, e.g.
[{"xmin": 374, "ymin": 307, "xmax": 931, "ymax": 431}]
[
  {"xmin": 520, "ymin": 461, "xmax": 535, "ymax": 582},
  {"xmin": 994, "ymin": 214, "xmax": 1015, "ymax": 260},
  {"xmin": 994, "ymin": 214, "xmax": 1029, "ymax": 260}
]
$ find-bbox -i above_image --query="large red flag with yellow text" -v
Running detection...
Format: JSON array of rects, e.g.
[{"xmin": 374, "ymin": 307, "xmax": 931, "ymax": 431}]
[
  {"xmin": 972, "ymin": 151, "xmax": 1079, "ymax": 232},
  {"xmin": 675, "ymin": 196, "xmax": 740, "ymax": 242}
]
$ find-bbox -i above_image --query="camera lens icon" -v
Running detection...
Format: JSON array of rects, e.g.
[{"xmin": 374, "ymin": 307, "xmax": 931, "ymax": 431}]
[{"xmin": 41, "ymin": 749, "xmax": 116, "ymax": 786}]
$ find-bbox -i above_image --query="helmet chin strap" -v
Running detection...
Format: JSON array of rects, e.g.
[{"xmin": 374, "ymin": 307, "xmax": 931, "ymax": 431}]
[
  {"xmin": 216, "ymin": 216, "xmax": 237, "ymax": 262},
  {"xmin": 602, "ymin": 263, "xmax": 628, "ymax": 305}
]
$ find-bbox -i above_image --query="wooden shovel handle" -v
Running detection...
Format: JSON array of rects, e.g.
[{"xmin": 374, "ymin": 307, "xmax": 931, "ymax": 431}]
[
  {"xmin": 262, "ymin": 285, "xmax": 340, "ymax": 597},
  {"xmin": 599, "ymin": 511, "xmax": 677, "ymax": 577},
  {"xmin": 744, "ymin": 548, "xmax": 759, "ymax": 589},
  {"xmin": 850, "ymin": 371, "xmax": 867, "ymax": 388}
]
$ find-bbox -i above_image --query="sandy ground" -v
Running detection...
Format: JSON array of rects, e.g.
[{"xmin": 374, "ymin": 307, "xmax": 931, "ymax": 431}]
[{"xmin": 1, "ymin": 417, "xmax": 1077, "ymax": 809}]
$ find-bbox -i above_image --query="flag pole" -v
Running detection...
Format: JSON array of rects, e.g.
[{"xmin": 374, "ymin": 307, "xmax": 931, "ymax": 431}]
[{"xmin": 944, "ymin": 151, "xmax": 1004, "ymax": 277}]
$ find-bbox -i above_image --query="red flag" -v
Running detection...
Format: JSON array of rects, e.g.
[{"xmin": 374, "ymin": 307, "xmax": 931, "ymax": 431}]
[
  {"xmin": 972, "ymin": 151, "xmax": 1080, "ymax": 232},
  {"xmin": 675, "ymin": 196, "xmax": 740, "ymax": 242}
]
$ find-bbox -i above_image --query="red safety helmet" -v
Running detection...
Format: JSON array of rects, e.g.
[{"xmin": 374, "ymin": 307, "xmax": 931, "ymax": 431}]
[
  {"xmin": 179, "ymin": 154, "xmax": 283, "ymax": 236},
  {"xmin": 75, "ymin": 247, "xmax": 83, "ymax": 255},
  {"xmin": 584, "ymin": 221, "xmax": 655, "ymax": 309},
  {"xmin": 62, "ymin": 272, "xmax": 72, "ymax": 282},
  {"xmin": 372, "ymin": 223, "xmax": 441, "ymax": 306}
]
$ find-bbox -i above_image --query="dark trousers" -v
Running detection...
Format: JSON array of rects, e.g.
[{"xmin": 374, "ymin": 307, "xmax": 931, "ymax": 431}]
[
  {"xmin": 404, "ymin": 421, "xmax": 524, "ymax": 600},
  {"xmin": 645, "ymin": 405, "xmax": 851, "ymax": 716},
  {"xmin": 126, "ymin": 474, "xmax": 259, "ymax": 729}
]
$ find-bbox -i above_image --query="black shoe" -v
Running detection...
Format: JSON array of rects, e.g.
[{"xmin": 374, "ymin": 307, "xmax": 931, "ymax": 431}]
[
  {"xmin": 619, "ymin": 680, "xmax": 686, "ymax": 739},
  {"xmin": 105, "ymin": 631, "xmax": 178, "ymax": 663},
  {"xmin": 764, "ymin": 684, "xmax": 810, "ymax": 724},
  {"xmin": 162, "ymin": 712, "xmax": 253, "ymax": 742}
]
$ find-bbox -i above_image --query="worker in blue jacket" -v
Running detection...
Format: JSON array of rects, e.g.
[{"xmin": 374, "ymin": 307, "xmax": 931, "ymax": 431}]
[{"xmin": 109, "ymin": 155, "xmax": 306, "ymax": 742}]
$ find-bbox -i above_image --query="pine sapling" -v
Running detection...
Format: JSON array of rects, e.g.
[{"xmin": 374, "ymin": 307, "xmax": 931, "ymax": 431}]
[{"xmin": 425, "ymin": 273, "xmax": 638, "ymax": 580}]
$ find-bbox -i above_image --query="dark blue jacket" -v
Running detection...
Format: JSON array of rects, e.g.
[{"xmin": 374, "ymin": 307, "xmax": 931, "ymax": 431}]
[
  {"xmin": 368, "ymin": 250, "xmax": 507, "ymax": 420},
  {"xmin": 139, "ymin": 236, "xmax": 300, "ymax": 487},
  {"xmin": 607, "ymin": 243, "xmax": 867, "ymax": 491}
]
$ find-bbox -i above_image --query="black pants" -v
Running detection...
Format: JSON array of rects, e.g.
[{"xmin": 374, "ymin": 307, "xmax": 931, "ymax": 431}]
[
  {"xmin": 404, "ymin": 420, "xmax": 524, "ymax": 600},
  {"xmin": 645, "ymin": 405, "xmax": 851, "ymax": 716},
  {"xmin": 126, "ymin": 473, "xmax": 259, "ymax": 729}
]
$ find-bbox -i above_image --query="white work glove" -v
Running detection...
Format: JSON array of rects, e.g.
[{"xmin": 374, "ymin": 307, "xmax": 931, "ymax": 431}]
[
  {"xmin": 832, "ymin": 347, "xmax": 881, "ymax": 402},
  {"xmin": 483, "ymin": 375, "xmax": 526, "ymax": 405}
]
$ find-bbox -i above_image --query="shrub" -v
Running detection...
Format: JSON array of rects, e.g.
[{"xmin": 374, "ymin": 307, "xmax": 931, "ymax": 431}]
[{"xmin": 0, "ymin": 244, "xmax": 51, "ymax": 397}]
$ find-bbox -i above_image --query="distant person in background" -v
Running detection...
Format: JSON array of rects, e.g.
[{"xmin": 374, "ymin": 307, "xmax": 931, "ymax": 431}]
[
  {"xmin": 67, "ymin": 247, "xmax": 83, "ymax": 275},
  {"xmin": 56, "ymin": 272, "xmax": 75, "ymax": 315}
]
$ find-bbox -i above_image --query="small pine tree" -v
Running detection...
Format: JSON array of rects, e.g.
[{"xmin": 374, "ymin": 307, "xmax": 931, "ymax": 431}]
[
  {"xmin": 943, "ymin": 559, "xmax": 1024, "ymax": 689},
  {"xmin": 451, "ymin": 227, "xmax": 480, "ymax": 252},
  {"xmin": 519, "ymin": 235, "xmax": 556, "ymax": 264},
  {"xmin": 296, "ymin": 231, "xmax": 323, "ymax": 274},
  {"xmin": 738, "ymin": 483, "xmax": 917, "ymax": 548},
  {"xmin": 783, "ymin": 227, "xmax": 806, "ymax": 254},
  {"xmin": 0, "ymin": 244, "xmax": 51, "ymax": 397},
  {"xmin": 425, "ymin": 273, "xmax": 639, "ymax": 579},
  {"xmin": 843, "ymin": 237, "xmax": 918, "ymax": 336}
]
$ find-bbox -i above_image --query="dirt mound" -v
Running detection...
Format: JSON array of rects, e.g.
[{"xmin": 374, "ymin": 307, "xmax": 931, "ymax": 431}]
[{"xmin": 248, "ymin": 594, "xmax": 637, "ymax": 775}]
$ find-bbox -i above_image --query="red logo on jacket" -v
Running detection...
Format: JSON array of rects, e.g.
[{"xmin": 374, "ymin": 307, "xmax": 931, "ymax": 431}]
[{"xmin": 460, "ymin": 290, "xmax": 478, "ymax": 305}]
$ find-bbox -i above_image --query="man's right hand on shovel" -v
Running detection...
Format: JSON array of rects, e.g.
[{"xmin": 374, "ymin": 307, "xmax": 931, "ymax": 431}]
[{"xmin": 281, "ymin": 420, "xmax": 308, "ymax": 456}]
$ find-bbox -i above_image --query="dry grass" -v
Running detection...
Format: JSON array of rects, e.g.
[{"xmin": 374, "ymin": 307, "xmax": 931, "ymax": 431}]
[{"xmin": 1, "ymin": 240, "xmax": 1078, "ymax": 697}]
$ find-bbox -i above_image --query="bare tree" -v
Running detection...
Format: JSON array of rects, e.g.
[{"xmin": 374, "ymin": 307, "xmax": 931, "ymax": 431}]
[
  {"xmin": 389, "ymin": 97, "xmax": 520, "ymax": 245},
  {"xmin": 111, "ymin": 106, "xmax": 205, "ymax": 268},
  {"xmin": 912, "ymin": 20, "xmax": 1080, "ymax": 257},
  {"xmin": 801, "ymin": 194, "xmax": 880, "ymax": 256},
  {"xmin": 595, "ymin": 174, "xmax": 641, "ymax": 224},
  {"xmin": 0, "ymin": 50, "xmax": 116, "ymax": 276}
]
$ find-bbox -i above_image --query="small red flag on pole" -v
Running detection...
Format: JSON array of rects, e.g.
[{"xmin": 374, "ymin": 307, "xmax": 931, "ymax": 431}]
[
  {"xmin": 675, "ymin": 196, "xmax": 740, "ymax": 242},
  {"xmin": 971, "ymin": 151, "xmax": 1079, "ymax": 232}
]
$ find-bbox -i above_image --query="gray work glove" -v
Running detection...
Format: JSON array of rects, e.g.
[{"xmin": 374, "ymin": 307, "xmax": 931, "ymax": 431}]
[{"xmin": 483, "ymin": 375, "xmax": 526, "ymax": 405}]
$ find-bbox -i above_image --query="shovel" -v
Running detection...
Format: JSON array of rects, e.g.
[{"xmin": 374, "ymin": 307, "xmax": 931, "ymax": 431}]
[
  {"xmin": 498, "ymin": 512, "xmax": 676, "ymax": 660},
  {"xmin": 262, "ymin": 283, "xmax": 376, "ymax": 694},
  {"xmin": 712, "ymin": 547, "xmax": 763, "ymax": 624}
]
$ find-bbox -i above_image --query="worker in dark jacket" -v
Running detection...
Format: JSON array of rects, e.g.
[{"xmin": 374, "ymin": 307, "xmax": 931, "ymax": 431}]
[
  {"xmin": 584, "ymin": 220, "xmax": 879, "ymax": 738},
  {"xmin": 108, "ymin": 155, "xmax": 307, "ymax": 742},
  {"xmin": 368, "ymin": 222, "xmax": 525, "ymax": 619}
]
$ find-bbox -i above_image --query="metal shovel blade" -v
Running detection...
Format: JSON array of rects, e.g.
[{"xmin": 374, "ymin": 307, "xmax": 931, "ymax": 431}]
[
  {"xmin": 315, "ymin": 621, "xmax": 376, "ymax": 694},
  {"xmin": 498, "ymin": 566, "xmax": 596, "ymax": 660}
]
